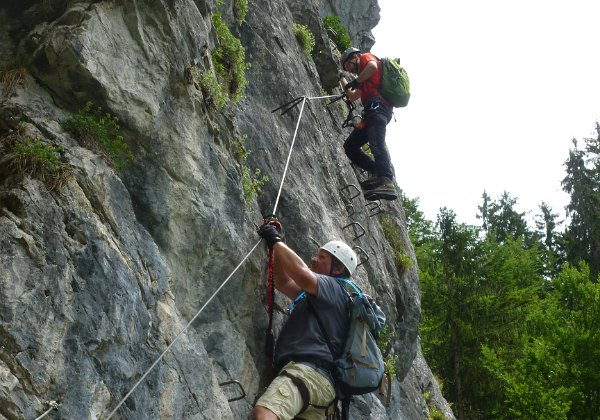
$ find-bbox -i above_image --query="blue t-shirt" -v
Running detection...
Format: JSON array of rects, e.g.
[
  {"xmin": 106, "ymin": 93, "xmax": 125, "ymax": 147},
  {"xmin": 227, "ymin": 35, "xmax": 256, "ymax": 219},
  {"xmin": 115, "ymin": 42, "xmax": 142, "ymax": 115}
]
[{"xmin": 274, "ymin": 275, "xmax": 350, "ymax": 374}]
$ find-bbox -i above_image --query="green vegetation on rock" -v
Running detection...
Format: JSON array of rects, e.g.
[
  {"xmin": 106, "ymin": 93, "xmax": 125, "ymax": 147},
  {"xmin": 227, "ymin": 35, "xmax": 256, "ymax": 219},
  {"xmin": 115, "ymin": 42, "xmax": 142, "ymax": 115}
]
[
  {"xmin": 323, "ymin": 15, "xmax": 352, "ymax": 52},
  {"xmin": 62, "ymin": 102, "xmax": 133, "ymax": 171},
  {"xmin": 292, "ymin": 23, "xmax": 315, "ymax": 58}
]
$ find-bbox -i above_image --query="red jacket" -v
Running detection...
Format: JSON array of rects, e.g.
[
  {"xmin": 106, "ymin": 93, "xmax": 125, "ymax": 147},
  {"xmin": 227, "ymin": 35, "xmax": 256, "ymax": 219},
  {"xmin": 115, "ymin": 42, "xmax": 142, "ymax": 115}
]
[{"xmin": 357, "ymin": 52, "xmax": 382, "ymax": 103}]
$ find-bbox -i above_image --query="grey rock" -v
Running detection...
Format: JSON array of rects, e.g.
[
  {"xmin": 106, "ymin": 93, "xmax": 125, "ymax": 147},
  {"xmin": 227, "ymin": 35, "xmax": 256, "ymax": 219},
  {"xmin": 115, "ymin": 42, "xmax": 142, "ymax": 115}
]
[{"xmin": 0, "ymin": 0, "xmax": 454, "ymax": 419}]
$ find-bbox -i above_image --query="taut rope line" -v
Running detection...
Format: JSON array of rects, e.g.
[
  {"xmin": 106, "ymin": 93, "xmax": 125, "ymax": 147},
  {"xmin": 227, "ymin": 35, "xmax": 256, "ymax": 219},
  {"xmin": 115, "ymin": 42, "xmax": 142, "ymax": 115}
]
[
  {"xmin": 104, "ymin": 93, "xmax": 332, "ymax": 419},
  {"xmin": 106, "ymin": 241, "xmax": 261, "ymax": 419},
  {"xmin": 271, "ymin": 96, "xmax": 306, "ymax": 214}
]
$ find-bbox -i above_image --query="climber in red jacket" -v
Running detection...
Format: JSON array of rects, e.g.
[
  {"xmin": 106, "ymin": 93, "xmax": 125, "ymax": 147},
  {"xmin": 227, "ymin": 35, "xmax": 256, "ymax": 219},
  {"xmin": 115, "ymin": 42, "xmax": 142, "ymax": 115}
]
[{"xmin": 339, "ymin": 47, "xmax": 397, "ymax": 201}]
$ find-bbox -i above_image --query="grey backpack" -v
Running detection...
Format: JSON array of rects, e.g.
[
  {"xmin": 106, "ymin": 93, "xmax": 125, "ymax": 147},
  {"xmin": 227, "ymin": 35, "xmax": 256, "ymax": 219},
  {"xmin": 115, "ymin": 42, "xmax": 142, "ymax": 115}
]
[{"xmin": 312, "ymin": 278, "xmax": 387, "ymax": 395}]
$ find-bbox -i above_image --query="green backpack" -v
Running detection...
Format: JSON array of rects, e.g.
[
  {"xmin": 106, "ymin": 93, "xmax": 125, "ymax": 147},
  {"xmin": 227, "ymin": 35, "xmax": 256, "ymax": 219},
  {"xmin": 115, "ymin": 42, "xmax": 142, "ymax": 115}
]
[{"xmin": 379, "ymin": 57, "xmax": 410, "ymax": 108}]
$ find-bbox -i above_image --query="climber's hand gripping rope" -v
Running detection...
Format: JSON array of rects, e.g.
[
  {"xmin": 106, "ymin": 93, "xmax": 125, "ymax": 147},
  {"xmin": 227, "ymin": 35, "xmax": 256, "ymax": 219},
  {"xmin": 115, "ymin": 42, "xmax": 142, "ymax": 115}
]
[{"xmin": 257, "ymin": 215, "xmax": 283, "ymax": 248}]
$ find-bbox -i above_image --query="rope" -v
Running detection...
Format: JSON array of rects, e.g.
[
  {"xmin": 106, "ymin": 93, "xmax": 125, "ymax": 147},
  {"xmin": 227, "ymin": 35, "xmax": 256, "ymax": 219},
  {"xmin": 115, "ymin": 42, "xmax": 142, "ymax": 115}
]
[
  {"xmin": 106, "ymin": 92, "xmax": 333, "ymax": 418},
  {"xmin": 35, "ymin": 401, "xmax": 61, "ymax": 420},
  {"xmin": 106, "ymin": 240, "xmax": 261, "ymax": 419},
  {"xmin": 271, "ymin": 93, "xmax": 342, "ymax": 213},
  {"xmin": 265, "ymin": 246, "xmax": 275, "ymax": 379},
  {"xmin": 271, "ymin": 96, "xmax": 306, "ymax": 214},
  {"xmin": 306, "ymin": 94, "xmax": 343, "ymax": 101}
]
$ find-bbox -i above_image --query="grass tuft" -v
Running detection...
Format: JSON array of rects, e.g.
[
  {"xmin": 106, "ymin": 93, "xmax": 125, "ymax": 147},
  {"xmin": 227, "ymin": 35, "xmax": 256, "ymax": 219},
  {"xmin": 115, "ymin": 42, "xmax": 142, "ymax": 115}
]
[
  {"xmin": 292, "ymin": 23, "xmax": 315, "ymax": 58},
  {"xmin": 1, "ymin": 131, "xmax": 72, "ymax": 190},
  {"xmin": 62, "ymin": 102, "xmax": 133, "ymax": 171}
]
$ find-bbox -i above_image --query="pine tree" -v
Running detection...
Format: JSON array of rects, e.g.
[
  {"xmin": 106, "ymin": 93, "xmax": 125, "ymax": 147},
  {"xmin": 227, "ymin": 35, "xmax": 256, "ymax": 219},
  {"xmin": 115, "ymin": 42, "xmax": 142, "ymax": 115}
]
[
  {"xmin": 534, "ymin": 202, "xmax": 564, "ymax": 277},
  {"xmin": 562, "ymin": 123, "xmax": 600, "ymax": 280},
  {"xmin": 478, "ymin": 191, "xmax": 534, "ymax": 245}
]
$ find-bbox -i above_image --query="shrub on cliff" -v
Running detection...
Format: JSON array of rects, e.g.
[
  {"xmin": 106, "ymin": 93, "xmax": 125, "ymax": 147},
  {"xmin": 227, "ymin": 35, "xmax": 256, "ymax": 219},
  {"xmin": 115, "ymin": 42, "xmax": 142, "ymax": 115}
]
[
  {"xmin": 0, "ymin": 127, "xmax": 72, "ymax": 190},
  {"xmin": 62, "ymin": 102, "xmax": 133, "ymax": 171},
  {"xmin": 212, "ymin": 13, "xmax": 248, "ymax": 104},
  {"xmin": 292, "ymin": 23, "xmax": 315, "ymax": 58},
  {"xmin": 323, "ymin": 15, "xmax": 352, "ymax": 52}
]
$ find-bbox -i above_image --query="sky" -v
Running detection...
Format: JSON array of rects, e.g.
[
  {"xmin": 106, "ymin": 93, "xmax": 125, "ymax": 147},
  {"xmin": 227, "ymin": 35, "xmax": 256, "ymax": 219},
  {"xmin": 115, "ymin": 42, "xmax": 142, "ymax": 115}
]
[{"xmin": 370, "ymin": 0, "xmax": 600, "ymax": 226}]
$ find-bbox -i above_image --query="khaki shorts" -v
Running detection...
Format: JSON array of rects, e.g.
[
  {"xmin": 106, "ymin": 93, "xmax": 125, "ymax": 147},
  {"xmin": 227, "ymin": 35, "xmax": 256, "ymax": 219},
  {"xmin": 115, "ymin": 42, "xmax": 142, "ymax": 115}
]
[{"xmin": 255, "ymin": 362, "xmax": 336, "ymax": 420}]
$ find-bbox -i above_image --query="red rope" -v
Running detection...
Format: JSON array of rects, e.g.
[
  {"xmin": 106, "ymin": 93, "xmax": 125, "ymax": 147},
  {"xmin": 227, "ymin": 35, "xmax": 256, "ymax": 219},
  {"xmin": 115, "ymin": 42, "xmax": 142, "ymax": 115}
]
[
  {"xmin": 261, "ymin": 216, "xmax": 282, "ymax": 379},
  {"xmin": 265, "ymin": 246, "xmax": 275, "ymax": 379}
]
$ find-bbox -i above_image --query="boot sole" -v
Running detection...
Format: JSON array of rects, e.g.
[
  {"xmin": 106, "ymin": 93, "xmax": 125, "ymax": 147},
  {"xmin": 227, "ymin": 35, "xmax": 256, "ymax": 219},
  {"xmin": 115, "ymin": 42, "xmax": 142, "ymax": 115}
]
[{"xmin": 364, "ymin": 189, "xmax": 398, "ymax": 201}]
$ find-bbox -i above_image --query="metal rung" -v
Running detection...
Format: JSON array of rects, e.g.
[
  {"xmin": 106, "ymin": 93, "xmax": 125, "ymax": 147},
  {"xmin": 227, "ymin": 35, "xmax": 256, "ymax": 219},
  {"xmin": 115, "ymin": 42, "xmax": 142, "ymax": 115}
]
[
  {"xmin": 353, "ymin": 246, "xmax": 369, "ymax": 267},
  {"xmin": 378, "ymin": 371, "xmax": 392, "ymax": 407},
  {"xmin": 342, "ymin": 221, "xmax": 365, "ymax": 240},
  {"xmin": 340, "ymin": 184, "xmax": 361, "ymax": 201},
  {"xmin": 366, "ymin": 200, "xmax": 383, "ymax": 217},
  {"xmin": 345, "ymin": 203, "xmax": 355, "ymax": 217},
  {"xmin": 218, "ymin": 380, "xmax": 246, "ymax": 402}
]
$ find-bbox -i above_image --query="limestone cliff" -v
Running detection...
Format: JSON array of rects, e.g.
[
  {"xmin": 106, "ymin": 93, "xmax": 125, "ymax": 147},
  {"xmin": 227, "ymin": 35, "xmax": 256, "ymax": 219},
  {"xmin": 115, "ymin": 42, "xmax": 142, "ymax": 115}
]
[{"xmin": 0, "ymin": 1, "xmax": 454, "ymax": 419}]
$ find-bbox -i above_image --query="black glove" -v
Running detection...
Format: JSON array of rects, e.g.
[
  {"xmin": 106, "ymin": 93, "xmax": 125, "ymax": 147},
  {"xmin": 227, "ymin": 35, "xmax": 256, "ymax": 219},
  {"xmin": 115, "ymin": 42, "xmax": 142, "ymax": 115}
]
[
  {"xmin": 345, "ymin": 79, "xmax": 359, "ymax": 91},
  {"xmin": 257, "ymin": 223, "xmax": 283, "ymax": 248}
]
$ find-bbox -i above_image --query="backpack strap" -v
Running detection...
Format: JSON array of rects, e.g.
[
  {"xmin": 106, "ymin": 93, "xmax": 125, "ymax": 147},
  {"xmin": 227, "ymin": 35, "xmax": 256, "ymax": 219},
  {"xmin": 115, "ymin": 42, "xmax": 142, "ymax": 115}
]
[
  {"xmin": 309, "ymin": 278, "xmax": 357, "ymax": 358},
  {"xmin": 336, "ymin": 278, "xmax": 362, "ymax": 297},
  {"xmin": 307, "ymin": 299, "xmax": 337, "ymax": 357},
  {"xmin": 340, "ymin": 397, "xmax": 351, "ymax": 420},
  {"xmin": 362, "ymin": 54, "xmax": 384, "ymax": 98}
]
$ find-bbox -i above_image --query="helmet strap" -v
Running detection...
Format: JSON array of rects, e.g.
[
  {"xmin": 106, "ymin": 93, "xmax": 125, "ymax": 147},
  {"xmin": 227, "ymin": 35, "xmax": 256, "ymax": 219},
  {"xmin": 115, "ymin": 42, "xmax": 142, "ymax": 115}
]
[
  {"xmin": 329, "ymin": 256, "xmax": 344, "ymax": 277},
  {"xmin": 329, "ymin": 261, "xmax": 335, "ymax": 277},
  {"xmin": 353, "ymin": 58, "xmax": 360, "ymax": 74}
]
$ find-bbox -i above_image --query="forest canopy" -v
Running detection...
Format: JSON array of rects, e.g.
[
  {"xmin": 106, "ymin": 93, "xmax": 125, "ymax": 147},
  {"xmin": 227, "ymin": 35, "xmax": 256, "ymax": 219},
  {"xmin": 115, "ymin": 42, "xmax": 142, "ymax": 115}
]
[{"xmin": 410, "ymin": 123, "xmax": 600, "ymax": 420}]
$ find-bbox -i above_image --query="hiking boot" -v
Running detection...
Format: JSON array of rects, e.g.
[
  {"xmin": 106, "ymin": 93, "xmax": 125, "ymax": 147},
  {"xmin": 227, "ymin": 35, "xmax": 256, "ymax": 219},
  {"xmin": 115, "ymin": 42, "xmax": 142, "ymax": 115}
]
[
  {"xmin": 364, "ymin": 177, "xmax": 398, "ymax": 201},
  {"xmin": 359, "ymin": 177, "xmax": 380, "ymax": 191}
]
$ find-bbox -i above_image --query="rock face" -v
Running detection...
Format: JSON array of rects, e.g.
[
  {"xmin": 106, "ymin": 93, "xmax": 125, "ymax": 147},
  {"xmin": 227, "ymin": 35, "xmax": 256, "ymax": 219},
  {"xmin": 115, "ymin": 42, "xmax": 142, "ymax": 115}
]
[{"xmin": 0, "ymin": 1, "xmax": 454, "ymax": 419}]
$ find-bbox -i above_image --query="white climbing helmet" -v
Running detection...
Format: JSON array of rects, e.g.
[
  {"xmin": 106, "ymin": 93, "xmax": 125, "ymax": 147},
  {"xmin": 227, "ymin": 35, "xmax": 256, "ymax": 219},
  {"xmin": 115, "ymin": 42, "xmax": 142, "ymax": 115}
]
[{"xmin": 320, "ymin": 240, "xmax": 358, "ymax": 276}]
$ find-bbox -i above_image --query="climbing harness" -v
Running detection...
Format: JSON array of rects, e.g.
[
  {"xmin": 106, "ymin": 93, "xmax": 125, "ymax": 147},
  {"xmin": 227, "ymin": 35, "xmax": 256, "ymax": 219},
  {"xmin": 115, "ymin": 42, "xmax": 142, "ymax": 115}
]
[
  {"xmin": 107, "ymin": 92, "xmax": 337, "ymax": 418},
  {"xmin": 279, "ymin": 370, "xmax": 334, "ymax": 415},
  {"xmin": 323, "ymin": 92, "xmax": 364, "ymax": 129}
]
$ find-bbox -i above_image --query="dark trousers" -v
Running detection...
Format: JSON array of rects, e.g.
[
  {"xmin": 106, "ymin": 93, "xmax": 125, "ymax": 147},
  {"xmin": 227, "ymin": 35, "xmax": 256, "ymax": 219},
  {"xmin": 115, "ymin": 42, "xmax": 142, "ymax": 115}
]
[{"xmin": 343, "ymin": 104, "xmax": 394, "ymax": 180}]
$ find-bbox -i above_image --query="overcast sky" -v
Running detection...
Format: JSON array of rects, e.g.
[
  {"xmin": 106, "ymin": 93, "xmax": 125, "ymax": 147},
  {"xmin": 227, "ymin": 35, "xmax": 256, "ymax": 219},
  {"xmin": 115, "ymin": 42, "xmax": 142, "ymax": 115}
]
[{"xmin": 370, "ymin": 0, "xmax": 600, "ymax": 226}]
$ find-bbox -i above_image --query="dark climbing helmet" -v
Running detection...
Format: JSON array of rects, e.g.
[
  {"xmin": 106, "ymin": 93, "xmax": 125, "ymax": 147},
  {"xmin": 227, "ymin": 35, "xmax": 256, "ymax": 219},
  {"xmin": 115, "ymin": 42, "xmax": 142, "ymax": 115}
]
[{"xmin": 341, "ymin": 47, "xmax": 360, "ymax": 66}]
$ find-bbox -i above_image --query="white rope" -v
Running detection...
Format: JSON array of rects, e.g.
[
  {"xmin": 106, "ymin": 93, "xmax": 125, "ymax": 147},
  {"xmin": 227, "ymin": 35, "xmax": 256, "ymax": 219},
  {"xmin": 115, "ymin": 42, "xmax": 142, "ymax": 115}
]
[
  {"xmin": 106, "ymin": 92, "xmax": 333, "ymax": 418},
  {"xmin": 306, "ymin": 93, "xmax": 343, "ymax": 101},
  {"xmin": 106, "ymin": 240, "xmax": 261, "ymax": 419},
  {"xmin": 271, "ymin": 92, "xmax": 342, "ymax": 212},
  {"xmin": 35, "ymin": 401, "xmax": 60, "ymax": 420},
  {"xmin": 271, "ymin": 96, "xmax": 306, "ymax": 214}
]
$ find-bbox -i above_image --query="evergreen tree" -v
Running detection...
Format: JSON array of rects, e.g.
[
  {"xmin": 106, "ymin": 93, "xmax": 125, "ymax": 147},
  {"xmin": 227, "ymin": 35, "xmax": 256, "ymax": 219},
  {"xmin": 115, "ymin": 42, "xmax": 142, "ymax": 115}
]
[
  {"xmin": 419, "ymin": 202, "xmax": 545, "ymax": 419},
  {"xmin": 534, "ymin": 202, "xmax": 564, "ymax": 277},
  {"xmin": 420, "ymin": 208, "xmax": 483, "ymax": 420},
  {"xmin": 482, "ymin": 263, "xmax": 600, "ymax": 419},
  {"xmin": 400, "ymin": 192, "xmax": 435, "ymax": 247},
  {"xmin": 562, "ymin": 123, "xmax": 600, "ymax": 280},
  {"xmin": 478, "ymin": 191, "xmax": 535, "ymax": 246},
  {"xmin": 477, "ymin": 190, "xmax": 491, "ymax": 231}
]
